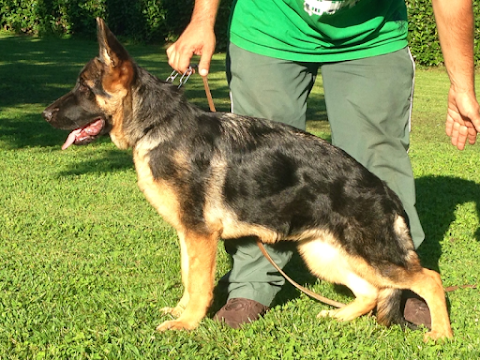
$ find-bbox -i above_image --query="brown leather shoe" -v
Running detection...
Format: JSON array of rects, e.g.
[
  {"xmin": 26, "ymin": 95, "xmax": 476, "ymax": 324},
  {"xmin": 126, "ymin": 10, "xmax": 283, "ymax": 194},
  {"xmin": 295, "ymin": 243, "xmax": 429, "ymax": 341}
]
[
  {"xmin": 213, "ymin": 298, "xmax": 269, "ymax": 329},
  {"xmin": 402, "ymin": 291, "xmax": 432, "ymax": 329}
]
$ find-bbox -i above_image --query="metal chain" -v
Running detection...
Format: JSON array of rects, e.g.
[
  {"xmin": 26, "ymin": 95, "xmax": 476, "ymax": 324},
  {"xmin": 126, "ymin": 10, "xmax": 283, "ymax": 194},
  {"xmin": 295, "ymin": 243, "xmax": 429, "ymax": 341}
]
[{"xmin": 165, "ymin": 65, "xmax": 197, "ymax": 89}]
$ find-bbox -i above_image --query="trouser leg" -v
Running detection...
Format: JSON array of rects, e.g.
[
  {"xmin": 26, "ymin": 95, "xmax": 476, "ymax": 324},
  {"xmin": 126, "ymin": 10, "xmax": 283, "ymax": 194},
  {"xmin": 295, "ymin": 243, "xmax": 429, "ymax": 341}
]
[
  {"xmin": 321, "ymin": 47, "xmax": 424, "ymax": 248},
  {"xmin": 222, "ymin": 43, "xmax": 318, "ymax": 306}
]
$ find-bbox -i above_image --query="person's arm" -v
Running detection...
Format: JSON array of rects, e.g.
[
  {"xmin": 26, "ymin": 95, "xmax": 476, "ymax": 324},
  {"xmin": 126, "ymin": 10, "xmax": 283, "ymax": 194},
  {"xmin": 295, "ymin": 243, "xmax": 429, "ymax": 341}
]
[
  {"xmin": 432, "ymin": 0, "xmax": 480, "ymax": 150},
  {"xmin": 166, "ymin": 0, "xmax": 221, "ymax": 76}
]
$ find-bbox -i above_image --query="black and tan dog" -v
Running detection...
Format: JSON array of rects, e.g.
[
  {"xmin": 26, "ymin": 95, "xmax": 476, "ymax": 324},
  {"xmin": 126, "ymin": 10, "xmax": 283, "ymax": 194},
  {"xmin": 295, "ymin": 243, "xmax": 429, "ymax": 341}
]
[{"xmin": 42, "ymin": 18, "xmax": 452, "ymax": 341}]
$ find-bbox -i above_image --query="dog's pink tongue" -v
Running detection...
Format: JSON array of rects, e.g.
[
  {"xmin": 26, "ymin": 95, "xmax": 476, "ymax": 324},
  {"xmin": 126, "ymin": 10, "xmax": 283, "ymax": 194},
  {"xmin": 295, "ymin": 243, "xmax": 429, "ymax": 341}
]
[
  {"xmin": 61, "ymin": 119, "xmax": 104, "ymax": 150},
  {"xmin": 62, "ymin": 129, "xmax": 82, "ymax": 150},
  {"xmin": 83, "ymin": 119, "xmax": 104, "ymax": 135}
]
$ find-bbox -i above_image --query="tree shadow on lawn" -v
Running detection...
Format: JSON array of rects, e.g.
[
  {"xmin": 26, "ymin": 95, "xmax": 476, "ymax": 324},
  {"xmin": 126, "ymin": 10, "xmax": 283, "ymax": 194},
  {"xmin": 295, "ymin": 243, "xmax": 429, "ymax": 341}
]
[
  {"xmin": 0, "ymin": 36, "xmax": 96, "ymax": 107},
  {"xmin": 0, "ymin": 36, "xmax": 96, "ymax": 150}
]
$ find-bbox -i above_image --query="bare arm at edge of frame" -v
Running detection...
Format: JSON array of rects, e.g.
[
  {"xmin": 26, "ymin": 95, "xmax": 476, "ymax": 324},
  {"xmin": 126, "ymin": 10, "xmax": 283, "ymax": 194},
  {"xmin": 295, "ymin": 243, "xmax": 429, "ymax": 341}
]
[{"xmin": 432, "ymin": 0, "xmax": 480, "ymax": 150}]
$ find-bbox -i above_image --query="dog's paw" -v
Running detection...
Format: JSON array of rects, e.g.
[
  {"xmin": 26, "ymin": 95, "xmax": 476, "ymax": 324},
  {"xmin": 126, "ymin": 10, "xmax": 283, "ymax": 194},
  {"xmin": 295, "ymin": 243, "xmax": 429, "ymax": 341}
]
[
  {"xmin": 317, "ymin": 309, "xmax": 356, "ymax": 322},
  {"xmin": 160, "ymin": 306, "xmax": 184, "ymax": 317},
  {"xmin": 423, "ymin": 329, "xmax": 453, "ymax": 343},
  {"xmin": 317, "ymin": 309, "xmax": 338, "ymax": 319},
  {"xmin": 156, "ymin": 319, "xmax": 198, "ymax": 332}
]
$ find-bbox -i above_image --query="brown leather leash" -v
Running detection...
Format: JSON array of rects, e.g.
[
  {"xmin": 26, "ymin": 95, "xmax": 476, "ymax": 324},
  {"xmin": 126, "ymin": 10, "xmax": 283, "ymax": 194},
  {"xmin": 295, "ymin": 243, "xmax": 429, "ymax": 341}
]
[
  {"xmin": 170, "ymin": 68, "xmax": 476, "ymax": 307},
  {"xmin": 202, "ymin": 76, "xmax": 217, "ymax": 112},
  {"xmin": 256, "ymin": 240, "xmax": 345, "ymax": 308}
]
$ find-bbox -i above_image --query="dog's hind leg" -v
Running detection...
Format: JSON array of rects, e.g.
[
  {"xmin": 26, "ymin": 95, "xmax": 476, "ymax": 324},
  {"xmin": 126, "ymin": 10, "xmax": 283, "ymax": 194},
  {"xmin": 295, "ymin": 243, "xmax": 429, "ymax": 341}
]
[
  {"xmin": 407, "ymin": 268, "xmax": 453, "ymax": 341},
  {"xmin": 316, "ymin": 275, "xmax": 378, "ymax": 322},
  {"xmin": 298, "ymin": 239, "xmax": 378, "ymax": 322},
  {"xmin": 157, "ymin": 230, "xmax": 219, "ymax": 331}
]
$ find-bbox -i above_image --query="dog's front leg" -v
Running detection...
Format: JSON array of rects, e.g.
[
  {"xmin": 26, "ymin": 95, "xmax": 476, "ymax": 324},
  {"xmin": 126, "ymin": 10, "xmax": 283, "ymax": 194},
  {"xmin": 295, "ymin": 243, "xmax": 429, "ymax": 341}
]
[
  {"xmin": 157, "ymin": 230, "xmax": 218, "ymax": 331},
  {"xmin": 160, "ymin": 231, "xmax": 191, "ymax": 317}
]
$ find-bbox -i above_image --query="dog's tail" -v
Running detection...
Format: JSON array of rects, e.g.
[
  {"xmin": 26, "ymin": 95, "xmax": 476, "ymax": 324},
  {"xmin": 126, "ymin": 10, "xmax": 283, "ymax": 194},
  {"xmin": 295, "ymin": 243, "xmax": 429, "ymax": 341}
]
[{"xmin": 376, "ymin": 288, "xmax": 416, "ymax": 330}]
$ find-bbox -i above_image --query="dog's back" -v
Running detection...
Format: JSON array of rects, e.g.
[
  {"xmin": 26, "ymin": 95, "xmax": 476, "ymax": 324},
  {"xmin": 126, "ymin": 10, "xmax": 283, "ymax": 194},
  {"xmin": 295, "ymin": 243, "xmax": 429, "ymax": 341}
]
[{"xmin": 140, "ymin": 105, "xmax": 415, "ymax": 269}]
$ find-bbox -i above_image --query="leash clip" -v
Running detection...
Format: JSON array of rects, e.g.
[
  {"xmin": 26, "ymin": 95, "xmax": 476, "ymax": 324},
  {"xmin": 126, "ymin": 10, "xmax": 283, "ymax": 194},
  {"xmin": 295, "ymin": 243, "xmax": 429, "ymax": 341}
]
[
  {"xmin": 165, "ymin": 64, "xmax": 216, "ymax": 112},
  {"xmin": 166, "ymin": 65, "xmax": 197, "ymax": 89}
]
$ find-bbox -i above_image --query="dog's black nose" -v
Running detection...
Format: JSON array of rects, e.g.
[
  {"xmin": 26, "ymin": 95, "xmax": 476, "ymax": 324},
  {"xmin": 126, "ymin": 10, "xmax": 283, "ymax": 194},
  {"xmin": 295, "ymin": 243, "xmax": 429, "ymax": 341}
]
[{"xmin": 42, "ymin": 108, "xmax": 56, "ymax": 122}]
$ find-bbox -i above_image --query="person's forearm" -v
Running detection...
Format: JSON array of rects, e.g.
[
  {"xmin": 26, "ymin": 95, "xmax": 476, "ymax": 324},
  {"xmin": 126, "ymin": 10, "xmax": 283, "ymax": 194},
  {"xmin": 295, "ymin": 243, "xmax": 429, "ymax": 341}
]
[
  {"xmin": 432, "ymin": 0, "xmax": 475, "ymax": 93},
  {"xmin": 190, "ymin": 0, "xmax": 221, "ymax": 30}
]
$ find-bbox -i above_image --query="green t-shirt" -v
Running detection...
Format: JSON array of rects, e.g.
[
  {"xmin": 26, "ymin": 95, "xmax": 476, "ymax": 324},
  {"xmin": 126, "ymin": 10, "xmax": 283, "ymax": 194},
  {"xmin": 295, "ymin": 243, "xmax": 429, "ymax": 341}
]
[{"xmin": 229, "ymin": 0, "xmax": 408, "ymax": 62}]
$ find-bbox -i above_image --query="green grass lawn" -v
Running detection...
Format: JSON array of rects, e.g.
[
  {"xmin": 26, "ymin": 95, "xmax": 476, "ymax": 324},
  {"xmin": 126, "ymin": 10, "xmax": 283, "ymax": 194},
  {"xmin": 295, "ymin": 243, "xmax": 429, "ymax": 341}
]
[{"xmin": 0, "ymin": 32, "xmax": 479, "ymax": 360}]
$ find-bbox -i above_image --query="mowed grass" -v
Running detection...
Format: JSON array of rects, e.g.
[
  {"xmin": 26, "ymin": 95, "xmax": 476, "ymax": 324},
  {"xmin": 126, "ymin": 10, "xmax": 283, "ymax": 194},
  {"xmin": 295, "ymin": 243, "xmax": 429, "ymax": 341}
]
[{"xmin": 0, "ymin": 32, "xmax": 479, "ymax": 359}]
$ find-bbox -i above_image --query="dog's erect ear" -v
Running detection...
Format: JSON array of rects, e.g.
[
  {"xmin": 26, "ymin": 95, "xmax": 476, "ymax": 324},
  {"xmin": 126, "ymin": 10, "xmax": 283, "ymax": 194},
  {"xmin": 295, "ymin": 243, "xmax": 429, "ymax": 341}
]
[
  {"xmin": 96, "ymin": 18, "xmax": 130, "ymax": 67},
  {"xmin": 96, "ymin": 18, "xmax": 134, "ymax": 91}
]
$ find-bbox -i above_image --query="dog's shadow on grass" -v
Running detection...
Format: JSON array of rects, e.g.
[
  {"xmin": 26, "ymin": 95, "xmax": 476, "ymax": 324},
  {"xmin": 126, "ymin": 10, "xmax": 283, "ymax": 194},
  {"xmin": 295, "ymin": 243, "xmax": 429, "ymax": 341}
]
[
  {"xmin": 212, "ymin": 174, "xmax": 480, "ymax": 313},
  {"xmin": 55, "ymin": 145, "xmax": 135, "ymax": 177}
]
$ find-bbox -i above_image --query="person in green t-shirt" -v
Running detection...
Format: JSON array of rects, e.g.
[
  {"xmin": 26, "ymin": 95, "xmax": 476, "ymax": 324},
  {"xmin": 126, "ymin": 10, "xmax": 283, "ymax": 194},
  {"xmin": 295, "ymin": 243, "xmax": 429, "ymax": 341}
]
[{"xmin": 166, "ymin": 0, "xmax": 480, "ymax": 329}]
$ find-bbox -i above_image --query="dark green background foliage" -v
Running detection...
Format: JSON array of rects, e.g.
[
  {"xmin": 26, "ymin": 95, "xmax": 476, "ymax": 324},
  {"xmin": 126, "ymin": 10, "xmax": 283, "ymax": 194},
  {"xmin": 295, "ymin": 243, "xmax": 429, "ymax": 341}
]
[
  {"xmin": 1, "ymin": 0, "xmax": 479, "ymax": 65},
  {"xmin": 406, "ymin": 0, "xmax": 480, "ymax": 66},
  {"xmin": 0, "ymin": 0, "xmax": 232, "ymax": 48}
]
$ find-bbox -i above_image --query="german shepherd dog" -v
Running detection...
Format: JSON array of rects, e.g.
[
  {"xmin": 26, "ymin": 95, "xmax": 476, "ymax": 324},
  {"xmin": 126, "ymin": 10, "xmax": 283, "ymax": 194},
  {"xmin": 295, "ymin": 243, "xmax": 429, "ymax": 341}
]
[{"xmin": 42, "ymin": 18, "xmax": 452, "ymax": 341}]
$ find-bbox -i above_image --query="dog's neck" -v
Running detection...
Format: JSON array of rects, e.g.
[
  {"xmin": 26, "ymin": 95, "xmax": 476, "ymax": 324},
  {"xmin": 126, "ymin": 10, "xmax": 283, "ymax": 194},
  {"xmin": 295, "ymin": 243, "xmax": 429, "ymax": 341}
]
[{"xmin": 121, "ymin": 65, "xmax": 205, "ymax": 151}]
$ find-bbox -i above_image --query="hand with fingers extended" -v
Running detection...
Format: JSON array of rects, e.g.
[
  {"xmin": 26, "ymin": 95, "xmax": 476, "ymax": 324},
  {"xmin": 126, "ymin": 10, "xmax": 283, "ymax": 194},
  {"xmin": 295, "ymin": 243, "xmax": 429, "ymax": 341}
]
[{"xmin": 445, "ymin": 86, "xmax": 480, "ymax": 150}]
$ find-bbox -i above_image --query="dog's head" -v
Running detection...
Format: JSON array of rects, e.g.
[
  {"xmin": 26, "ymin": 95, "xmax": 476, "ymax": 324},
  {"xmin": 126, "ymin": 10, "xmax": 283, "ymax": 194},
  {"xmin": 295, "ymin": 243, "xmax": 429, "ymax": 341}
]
[{"xmin": 42, "ymin": 18, "xmax": 135, "ymax": 150}]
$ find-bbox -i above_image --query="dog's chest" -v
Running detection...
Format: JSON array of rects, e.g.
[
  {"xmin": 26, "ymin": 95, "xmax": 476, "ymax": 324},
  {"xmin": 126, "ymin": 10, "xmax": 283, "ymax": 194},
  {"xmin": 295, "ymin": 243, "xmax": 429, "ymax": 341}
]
[{"xmin": 133, "ymin": 147, "xmax": 183, "ymax": 231}]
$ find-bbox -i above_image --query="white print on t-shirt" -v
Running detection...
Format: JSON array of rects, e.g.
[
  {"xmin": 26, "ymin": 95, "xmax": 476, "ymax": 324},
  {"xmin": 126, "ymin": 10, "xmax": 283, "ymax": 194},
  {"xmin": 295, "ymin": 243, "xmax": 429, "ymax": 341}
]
[{"xmin": 303, "ymin": 0, "xmax": 360, "ymax": 16}]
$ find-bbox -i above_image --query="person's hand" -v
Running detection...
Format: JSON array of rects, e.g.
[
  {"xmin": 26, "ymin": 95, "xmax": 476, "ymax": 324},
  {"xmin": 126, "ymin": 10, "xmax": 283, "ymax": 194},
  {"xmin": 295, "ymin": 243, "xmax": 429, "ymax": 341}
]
[
  {"xmin": 166, "ymin": 21, "xmax": 216, "ymax": 76},
  {"xmin": 445, "ymin": 86, "xmax": 480, "ymax": 150}
]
